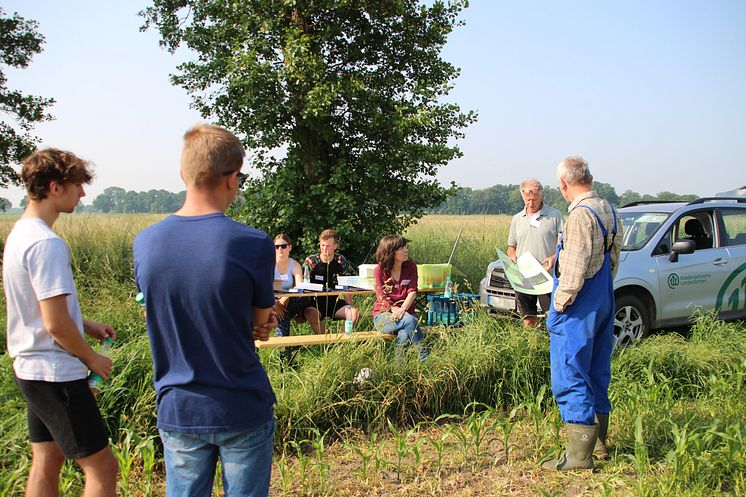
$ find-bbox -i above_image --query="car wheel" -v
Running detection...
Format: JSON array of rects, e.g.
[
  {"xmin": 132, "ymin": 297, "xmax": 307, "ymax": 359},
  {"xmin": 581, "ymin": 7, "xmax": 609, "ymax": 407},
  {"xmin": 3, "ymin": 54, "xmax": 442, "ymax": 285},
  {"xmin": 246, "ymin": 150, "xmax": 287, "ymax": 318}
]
[{"xmin": 614, "ymin": 294, "xmax": 650, "ymax": 347}]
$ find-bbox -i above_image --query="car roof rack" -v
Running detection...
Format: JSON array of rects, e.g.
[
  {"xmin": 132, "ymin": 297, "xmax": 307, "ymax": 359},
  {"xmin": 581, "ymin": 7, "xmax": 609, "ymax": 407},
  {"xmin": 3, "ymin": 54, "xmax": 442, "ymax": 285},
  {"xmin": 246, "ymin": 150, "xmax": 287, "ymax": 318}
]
[
  {"xmin": 687, "ymin": 197, "xmax": 746, "ymax": 205},
  {"xmin": 620, "ymin": 200, "xmax": 685, "ymax": 208}
]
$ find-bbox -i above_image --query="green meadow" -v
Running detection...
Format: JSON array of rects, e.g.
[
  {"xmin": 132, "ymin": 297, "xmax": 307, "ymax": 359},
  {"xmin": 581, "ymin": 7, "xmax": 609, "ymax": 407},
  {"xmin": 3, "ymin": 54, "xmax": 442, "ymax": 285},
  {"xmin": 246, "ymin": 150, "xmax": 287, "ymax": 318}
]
[{"xmin": 0, "ymin": 213, "xmax": 744, "ymax": 496}]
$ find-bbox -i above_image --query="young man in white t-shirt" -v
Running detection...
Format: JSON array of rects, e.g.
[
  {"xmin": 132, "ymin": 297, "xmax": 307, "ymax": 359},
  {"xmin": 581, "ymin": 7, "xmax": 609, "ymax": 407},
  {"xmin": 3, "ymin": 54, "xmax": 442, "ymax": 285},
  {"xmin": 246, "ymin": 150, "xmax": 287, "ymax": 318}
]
[{"xmin": 2, "ymin": 149, "xmax": 118, "ymax": 496}]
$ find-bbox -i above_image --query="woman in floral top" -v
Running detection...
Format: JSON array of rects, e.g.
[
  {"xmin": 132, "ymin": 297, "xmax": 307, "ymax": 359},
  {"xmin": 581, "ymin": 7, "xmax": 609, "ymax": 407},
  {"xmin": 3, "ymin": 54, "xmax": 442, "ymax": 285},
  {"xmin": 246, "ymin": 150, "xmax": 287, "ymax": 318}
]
[{"xmin": 373, "ymin": 235, "xmax": 427, "ymax": 360}]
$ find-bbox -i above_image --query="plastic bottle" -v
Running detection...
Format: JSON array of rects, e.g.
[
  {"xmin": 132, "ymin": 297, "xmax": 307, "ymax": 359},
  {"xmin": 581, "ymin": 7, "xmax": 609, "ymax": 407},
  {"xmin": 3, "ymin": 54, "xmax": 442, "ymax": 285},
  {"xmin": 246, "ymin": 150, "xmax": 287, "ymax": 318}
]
[
  {"xmin": 344, "ymin": 307, "xmax": 354, "ymax": 334},
  {"xmin": 303, "ymin": 266, "xmax": 311, "ymax": 284},
  {"xmin": 88, "ymin": 337, "xmax": 114, "ymax": 395},
  {"xmin": 443, "ymin": 276, "xmax": 453, "ymax": 298},
  {"xmin": 427, "ymin": 296, "xmax": 435, "ymax": 326}
]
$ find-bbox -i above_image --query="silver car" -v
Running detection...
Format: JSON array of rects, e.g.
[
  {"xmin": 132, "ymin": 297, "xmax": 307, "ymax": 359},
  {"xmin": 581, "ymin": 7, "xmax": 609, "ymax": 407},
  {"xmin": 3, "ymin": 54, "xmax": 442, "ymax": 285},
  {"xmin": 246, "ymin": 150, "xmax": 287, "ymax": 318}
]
[{"xmin": 480, "ymin": 197, "xmax": 746, "ymax": 345}]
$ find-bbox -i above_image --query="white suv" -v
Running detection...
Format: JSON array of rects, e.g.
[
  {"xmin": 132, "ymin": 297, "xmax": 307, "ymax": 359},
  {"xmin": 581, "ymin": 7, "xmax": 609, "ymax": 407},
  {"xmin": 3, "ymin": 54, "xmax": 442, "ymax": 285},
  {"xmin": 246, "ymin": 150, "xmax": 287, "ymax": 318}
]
[{"xmin": 480, "ymin": 197, "xmax": 746, "ymax": 345}]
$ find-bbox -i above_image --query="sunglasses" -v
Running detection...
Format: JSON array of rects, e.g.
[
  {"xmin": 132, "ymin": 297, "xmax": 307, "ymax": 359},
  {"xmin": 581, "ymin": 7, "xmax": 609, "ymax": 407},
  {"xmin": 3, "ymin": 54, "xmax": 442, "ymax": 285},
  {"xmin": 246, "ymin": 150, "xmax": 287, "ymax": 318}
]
[
  {"xmin": 222, "ymin": 169, "xmax": 249, "ymax": 189},
  {"xmin": 275, "ymin": 243, "xmax": 289, "ymax": 249}
]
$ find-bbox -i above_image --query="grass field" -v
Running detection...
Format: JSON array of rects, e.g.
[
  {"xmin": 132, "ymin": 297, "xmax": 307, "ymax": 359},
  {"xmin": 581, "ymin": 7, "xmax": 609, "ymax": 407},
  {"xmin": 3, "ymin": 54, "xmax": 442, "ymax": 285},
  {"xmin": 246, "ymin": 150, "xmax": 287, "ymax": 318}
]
[{"xmin": 1, "ymin": 213, "xmax": 744, "ymax": 496}]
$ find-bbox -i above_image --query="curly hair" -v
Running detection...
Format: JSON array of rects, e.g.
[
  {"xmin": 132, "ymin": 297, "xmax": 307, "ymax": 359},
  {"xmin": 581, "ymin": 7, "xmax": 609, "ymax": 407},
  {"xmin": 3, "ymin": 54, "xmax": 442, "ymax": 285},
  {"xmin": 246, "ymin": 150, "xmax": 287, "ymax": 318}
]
[{"xmin": 21, "ymin": 149, "xmax": 93, "ymax": 201}]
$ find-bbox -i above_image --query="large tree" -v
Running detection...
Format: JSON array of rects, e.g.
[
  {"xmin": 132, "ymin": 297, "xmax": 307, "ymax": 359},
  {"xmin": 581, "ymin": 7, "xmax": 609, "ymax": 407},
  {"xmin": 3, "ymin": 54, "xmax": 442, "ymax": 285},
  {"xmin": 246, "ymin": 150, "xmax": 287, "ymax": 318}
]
[
  {"xmin": 0, "ymin": 8, "xmax": 55, "ymax": 188},
  {"xmin": 142, "ymin": 0, "xmax": 475, "ymax": 262}
]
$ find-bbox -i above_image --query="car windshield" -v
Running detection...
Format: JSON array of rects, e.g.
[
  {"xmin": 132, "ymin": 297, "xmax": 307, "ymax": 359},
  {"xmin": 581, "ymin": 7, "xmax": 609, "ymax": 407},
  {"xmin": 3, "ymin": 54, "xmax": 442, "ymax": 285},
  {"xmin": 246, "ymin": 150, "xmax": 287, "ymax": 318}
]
[{"xmin": 620, "ymin": 211, "xmax": 670, "ymax": 251}]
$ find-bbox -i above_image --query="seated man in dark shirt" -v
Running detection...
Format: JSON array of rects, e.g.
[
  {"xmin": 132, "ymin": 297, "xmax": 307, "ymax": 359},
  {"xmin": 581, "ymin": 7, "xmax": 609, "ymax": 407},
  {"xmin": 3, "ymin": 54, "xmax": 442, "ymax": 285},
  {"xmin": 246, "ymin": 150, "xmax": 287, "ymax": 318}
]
[{"xmin": 302, "ymin": 229, "xmax": 360, "ymax": 333}]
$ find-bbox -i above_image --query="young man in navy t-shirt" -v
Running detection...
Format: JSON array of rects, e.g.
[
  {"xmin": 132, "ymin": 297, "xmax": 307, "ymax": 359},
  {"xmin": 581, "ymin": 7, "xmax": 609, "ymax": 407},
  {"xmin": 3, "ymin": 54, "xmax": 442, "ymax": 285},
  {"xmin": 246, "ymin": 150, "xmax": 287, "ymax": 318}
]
[{"xmin": 134, "ymin": 124, "xmax": 277, "ymax": 497}]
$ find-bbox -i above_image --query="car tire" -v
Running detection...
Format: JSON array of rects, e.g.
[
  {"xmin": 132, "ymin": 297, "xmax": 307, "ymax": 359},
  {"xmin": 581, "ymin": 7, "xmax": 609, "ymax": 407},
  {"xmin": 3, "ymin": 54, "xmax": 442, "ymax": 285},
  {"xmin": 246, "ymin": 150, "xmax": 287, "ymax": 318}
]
[{"xmin": 614, "ymin": 294, "xmax": 651, "ymax": 347}]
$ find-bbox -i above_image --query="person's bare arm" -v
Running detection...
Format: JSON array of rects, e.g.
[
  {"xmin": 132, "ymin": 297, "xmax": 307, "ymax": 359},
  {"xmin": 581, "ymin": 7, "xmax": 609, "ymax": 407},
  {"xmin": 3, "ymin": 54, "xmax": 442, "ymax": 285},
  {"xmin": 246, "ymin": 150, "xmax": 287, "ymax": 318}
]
[
  {"xmin": 83, "ymin": 320, "xmax": 117, "ymax": 341},
  {"xmin": 292, "ymin": 260, "xmax": 303, "ymax": 287},
  {"xmin": 39, "ymin": 295, "xmax": 112, "ymax": 379},
  {"xmin": 507, "ymin": 246, "xmax": 517, "ymax": 263},
  {"xmin": 252, "ymin": 307, "xmax": 276, "ymax": 341},
  {"xmin": 391, "ymin": 290, "xmax": 417, "ymax": 321}
]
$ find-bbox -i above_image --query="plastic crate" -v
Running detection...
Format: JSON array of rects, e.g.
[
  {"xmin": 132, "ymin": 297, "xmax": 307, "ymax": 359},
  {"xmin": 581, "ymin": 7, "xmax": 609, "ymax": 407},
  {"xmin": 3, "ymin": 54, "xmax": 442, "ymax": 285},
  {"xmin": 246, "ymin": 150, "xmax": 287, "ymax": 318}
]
[
  {"xmin": 358, "ymin": 264, "xmax": 378, "ymax": 279},
  {"xmin": 426, "ymin": 293, "xmax": 479, "ymax": 326},
  {"xmin": 417, "ymin": 263, "xmax": 452, "ymax": 290}
]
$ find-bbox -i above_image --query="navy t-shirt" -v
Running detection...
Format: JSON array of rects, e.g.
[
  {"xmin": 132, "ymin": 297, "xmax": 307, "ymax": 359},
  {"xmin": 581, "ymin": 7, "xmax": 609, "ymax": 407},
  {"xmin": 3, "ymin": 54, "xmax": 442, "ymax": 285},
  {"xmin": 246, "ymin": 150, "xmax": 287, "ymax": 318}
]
[{"xmin": 133, "ymin": 213, "xmax": 276, "ymax": 433}]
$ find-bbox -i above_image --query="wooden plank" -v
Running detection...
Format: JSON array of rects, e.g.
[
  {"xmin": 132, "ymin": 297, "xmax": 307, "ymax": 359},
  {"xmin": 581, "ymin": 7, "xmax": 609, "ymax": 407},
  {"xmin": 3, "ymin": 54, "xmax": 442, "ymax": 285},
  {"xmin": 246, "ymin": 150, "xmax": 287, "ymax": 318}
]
[
  {"xmin": 275, "ymin": 287, "xmax": 444, "ymax": 298},
  {"xmin": 255, "ymin": 332, "xmax": 393, "ymax": 349},
  {"xmin": 275, "ymin": 289, "xmax": 374, "ymax": 298}
]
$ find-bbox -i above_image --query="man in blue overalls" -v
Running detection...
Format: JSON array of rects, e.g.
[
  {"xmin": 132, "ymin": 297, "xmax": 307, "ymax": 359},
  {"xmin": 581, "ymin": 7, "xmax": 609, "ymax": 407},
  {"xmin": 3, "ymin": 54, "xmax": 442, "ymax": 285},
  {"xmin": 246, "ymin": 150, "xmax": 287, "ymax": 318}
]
[{"xmin": 543, "ymin": 156, "xmax": 622, "ymax": 471}]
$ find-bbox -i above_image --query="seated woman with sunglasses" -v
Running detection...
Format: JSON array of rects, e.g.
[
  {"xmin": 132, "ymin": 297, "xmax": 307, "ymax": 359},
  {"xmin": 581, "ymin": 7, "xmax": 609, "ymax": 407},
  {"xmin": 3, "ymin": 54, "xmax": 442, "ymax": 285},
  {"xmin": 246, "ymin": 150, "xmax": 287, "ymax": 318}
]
[{"xmin": 273, "ymin": 234, "xmax": 320, "ymax": 336}]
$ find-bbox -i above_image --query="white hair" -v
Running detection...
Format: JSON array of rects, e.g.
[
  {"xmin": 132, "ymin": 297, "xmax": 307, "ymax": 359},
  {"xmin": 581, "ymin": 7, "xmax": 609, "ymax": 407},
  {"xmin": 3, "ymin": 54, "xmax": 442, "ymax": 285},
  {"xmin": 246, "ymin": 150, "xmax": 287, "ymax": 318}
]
[
  {"xmin": 520, "ymin": 178, "xmax": 543, "ymax": 191},
  {"xmin": 520, "ymin": 178, "xmax": 544, "ymax": 199},
  {"xmin": 556, "ymin": 156, "xmax": 592, "ymax": 185}
]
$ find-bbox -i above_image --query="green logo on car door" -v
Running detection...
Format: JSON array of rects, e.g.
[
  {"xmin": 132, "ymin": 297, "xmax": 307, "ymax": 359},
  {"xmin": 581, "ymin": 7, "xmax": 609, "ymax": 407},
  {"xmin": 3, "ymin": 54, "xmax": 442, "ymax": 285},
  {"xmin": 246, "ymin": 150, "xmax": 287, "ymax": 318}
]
[{"xmin": 716, "ymin": 263, "xmax": 746, "ymax": 311}]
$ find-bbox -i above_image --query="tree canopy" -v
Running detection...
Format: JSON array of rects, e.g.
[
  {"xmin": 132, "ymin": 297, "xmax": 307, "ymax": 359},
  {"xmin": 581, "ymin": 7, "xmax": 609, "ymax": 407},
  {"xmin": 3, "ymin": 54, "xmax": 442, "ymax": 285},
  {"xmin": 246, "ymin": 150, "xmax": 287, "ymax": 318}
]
[
  {"xmin": 0, "ymin": 8, "xmax": 55, "ymax": 188},
  {"xmin": 142, "ymin": 0, "xmax": 475, "ymax": 263}
]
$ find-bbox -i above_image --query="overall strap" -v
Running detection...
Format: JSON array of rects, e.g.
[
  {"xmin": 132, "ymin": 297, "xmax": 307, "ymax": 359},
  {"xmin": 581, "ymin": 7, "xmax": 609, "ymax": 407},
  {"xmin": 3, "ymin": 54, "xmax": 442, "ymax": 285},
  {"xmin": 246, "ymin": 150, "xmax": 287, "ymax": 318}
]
[{"xmin": 576, "ymin": 204, "xmax": 617, "ymax": 253}]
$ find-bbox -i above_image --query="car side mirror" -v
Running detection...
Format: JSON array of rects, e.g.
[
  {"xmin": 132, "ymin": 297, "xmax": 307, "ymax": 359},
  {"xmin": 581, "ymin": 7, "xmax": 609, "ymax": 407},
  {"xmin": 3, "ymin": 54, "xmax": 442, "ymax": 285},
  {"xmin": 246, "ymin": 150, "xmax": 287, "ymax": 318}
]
[{"xmin": 668, "ymin": 239, "xmax": 695, "ymax": 263}]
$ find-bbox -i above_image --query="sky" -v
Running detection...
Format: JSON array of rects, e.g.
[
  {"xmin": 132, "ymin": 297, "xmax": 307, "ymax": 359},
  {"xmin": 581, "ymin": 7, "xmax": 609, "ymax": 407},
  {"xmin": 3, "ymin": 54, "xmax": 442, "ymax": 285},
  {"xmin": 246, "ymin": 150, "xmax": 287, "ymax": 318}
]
[{"xmin": 2, "ymin": 0, "xmax": 745, "ymax": 207}]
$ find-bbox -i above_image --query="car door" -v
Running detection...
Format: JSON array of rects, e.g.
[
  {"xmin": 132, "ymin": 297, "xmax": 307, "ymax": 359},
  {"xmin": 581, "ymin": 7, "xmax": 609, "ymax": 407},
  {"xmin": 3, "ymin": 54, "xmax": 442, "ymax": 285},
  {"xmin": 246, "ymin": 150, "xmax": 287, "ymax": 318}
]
[
  {"xmin": 717, "ymin": 207, "xmax": 746, "ymax": 316},
  {"xmin": 655, "ymin": 209, "xmax": 731, "ymax": 321}
]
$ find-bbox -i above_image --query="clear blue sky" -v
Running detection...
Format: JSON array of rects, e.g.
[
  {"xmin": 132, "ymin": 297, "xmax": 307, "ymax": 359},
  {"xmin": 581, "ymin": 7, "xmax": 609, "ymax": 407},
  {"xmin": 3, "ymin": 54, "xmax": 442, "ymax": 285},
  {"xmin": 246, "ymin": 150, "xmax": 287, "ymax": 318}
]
[{"xmin": 2, "ymin": 0, "xmax": 745, "ymax": 207}]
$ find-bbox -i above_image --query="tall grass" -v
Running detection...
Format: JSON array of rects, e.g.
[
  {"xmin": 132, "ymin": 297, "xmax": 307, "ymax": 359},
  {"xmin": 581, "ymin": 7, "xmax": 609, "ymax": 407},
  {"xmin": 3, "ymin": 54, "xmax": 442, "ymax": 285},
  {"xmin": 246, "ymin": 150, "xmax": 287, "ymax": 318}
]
[
  {"xmin": 406, "ymin": 214, "xmax": 511, "ymax": 289},
  {"xmin": 1, "ymin": 213, "xmax": 744, "ymax": 496}
]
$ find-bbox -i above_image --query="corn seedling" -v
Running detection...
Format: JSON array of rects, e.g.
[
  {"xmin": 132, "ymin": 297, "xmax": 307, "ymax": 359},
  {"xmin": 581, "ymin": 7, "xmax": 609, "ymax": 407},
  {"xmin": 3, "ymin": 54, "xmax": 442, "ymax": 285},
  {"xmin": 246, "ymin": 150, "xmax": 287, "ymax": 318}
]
[
  {"xmin": 451, "ymin": 422, "xmax": 472, "ymax": 467},
  {"xmin": 667, "ymin": 420, "xmax": 690, "ymax": 486},
  {"xmin": 275, "ymin": 451, "xmax": 293, "ymax": 496},
  {"xmin": 387, "ymin": 419, "xmax": 415, "ymax": 482},
  {"xmin": 345, "ymin": 441, "xmax": 373, "ymax": 482},
  {"xmin": 627, "ymin": 415, "xmax": 649, "ymax": 495},
  {"xmin": 112, "ymin": 429, "xmax": 139, "ymax": 494},
  {"xmin": 289, "ymin": 439, "xmax": 312, "ymax": 495},
  {"xmin": 310, "ymin": 428, "xmax": 331, "ymax": 493},
  {"xmin": 494, "ymin": 404, "xmax": 522, "ymax": 464},
  {"xmin": 59, "ymin": 460, "xmax": 84, "ymax": 495},
  {"xmin": 137, "ymin": 434, "xmax": 157, "ymax": 497},
  {"xmin": 525, "ymin": 384, "xmax": 547, "ymax": 456},
  {"xmin": 463, "ymin": 402, "xmax": 498, "ymax": 468},
  {"xmin": 427, "ymin": 425, "xmax": 452, "ymax": 475}
]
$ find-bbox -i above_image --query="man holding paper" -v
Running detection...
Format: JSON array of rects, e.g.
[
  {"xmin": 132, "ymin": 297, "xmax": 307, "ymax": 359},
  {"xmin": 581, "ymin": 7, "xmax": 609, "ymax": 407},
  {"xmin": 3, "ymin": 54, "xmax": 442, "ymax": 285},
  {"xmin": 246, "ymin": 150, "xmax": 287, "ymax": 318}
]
[{"xmin": 507, "ymin": 179, "xmax": 565, "ymax": 327}]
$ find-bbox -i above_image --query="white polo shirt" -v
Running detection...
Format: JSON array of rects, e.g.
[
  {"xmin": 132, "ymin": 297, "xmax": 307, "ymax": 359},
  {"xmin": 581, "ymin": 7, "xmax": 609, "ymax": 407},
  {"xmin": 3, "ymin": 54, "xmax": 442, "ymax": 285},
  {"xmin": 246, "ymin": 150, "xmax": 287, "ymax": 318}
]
[{"xmin": 3, "ymin": 218, "xmax": 87, "ymax": 382}]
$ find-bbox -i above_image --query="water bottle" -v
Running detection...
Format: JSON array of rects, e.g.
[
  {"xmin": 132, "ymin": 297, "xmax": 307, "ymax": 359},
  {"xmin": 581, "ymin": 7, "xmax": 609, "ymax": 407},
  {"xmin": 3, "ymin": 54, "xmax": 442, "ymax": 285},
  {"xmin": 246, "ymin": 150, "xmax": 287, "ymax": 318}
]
[
  {"xmin": 88, "ymin": 337, "xmax": 114, "ymax": 395},
  {"xmin": 443, "ymin": 276, "xmax": 453, "ymax": 298},
  {"xmin": 303, "ymin": 266, "xmax": 310, "ymax": 284},
  {"xmin": 344, "ymin": 307, "xmax": 354, "ymax": 334}
]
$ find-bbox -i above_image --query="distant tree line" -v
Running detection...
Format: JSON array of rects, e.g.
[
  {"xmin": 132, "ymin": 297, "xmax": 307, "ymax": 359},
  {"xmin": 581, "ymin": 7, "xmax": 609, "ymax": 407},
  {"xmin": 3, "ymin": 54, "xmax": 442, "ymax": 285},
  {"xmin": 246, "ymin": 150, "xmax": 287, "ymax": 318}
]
[
  {"xmin": 429, "ymin": 182, "xmax": 698, "ymax": 215},
  {"xmin": 5, "ymin": 184, "xmax": 697, "ymax": 215},
  {"xmin": 90, "ymin": 187, "xmax": 185, "ymax": 213}
]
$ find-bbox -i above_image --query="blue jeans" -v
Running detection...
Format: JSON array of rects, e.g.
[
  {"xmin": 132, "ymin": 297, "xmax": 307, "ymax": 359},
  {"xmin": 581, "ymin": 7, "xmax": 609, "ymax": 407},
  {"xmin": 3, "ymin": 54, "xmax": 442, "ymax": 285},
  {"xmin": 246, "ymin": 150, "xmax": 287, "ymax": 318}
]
[
  {"xmin": 374, "ymin": 312, "xmax": 428, "ymax": 360},
  {"xmin": 159, "ymin": 419, "xmax": 274, "ymax": 497}
]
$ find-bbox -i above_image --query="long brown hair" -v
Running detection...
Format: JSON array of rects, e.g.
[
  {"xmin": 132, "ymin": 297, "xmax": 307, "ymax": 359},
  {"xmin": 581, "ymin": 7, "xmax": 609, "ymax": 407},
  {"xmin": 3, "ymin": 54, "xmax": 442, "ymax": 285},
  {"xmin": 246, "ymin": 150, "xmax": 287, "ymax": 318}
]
[{"xmin": 375, "ymin": 235, "xmax": 408, "ymax": 273}]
